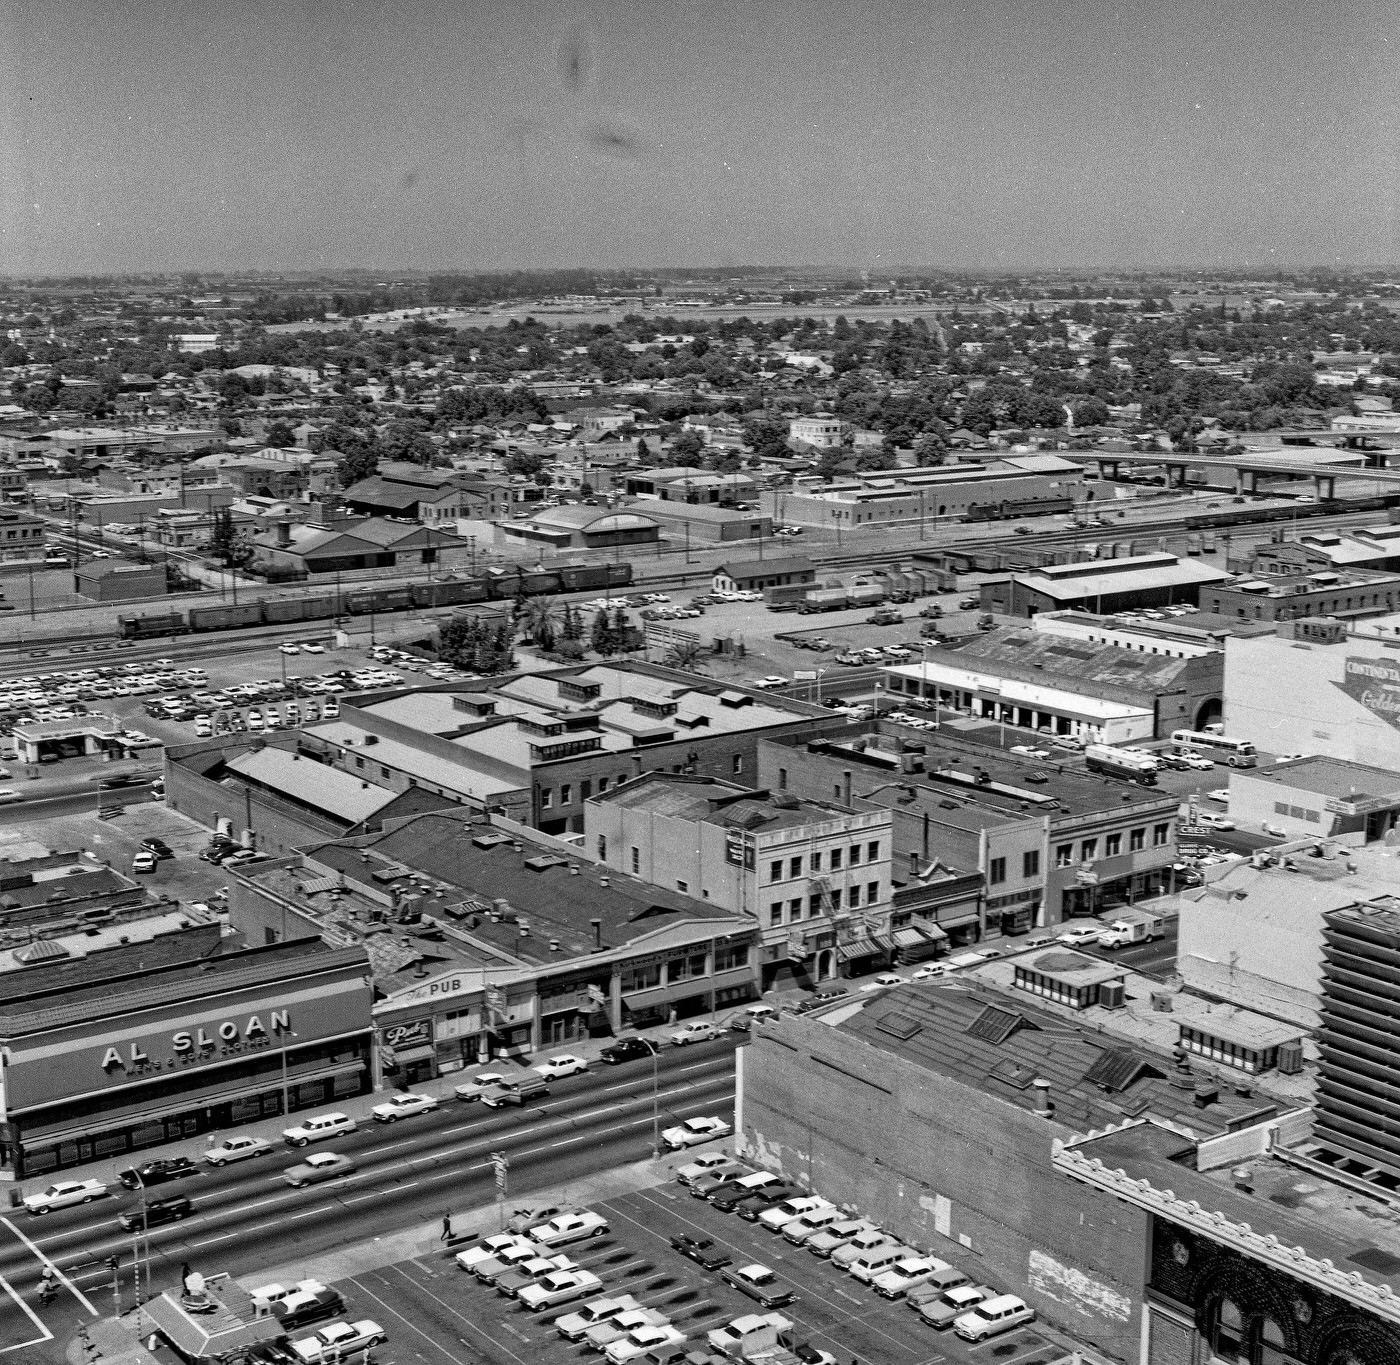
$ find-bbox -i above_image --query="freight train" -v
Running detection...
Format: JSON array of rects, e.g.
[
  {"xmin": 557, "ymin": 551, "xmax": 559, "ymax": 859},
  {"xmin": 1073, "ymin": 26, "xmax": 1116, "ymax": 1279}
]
[{"xmin": 116, "ymin": 562, "xmax": 633, "ymax": 640}]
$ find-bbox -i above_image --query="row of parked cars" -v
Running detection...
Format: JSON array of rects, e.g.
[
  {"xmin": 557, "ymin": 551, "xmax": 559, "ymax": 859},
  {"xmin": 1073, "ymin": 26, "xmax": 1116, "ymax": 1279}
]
[
  {"xmin": 245, "ymin": 1278, "xmax": 386, "ymax": 1364},
  {"xmin": 673, "ymin": 1156, "xmax": 1038, "ymax": 1344},
  {"xmin": 456, "ymin": 1206, "xmax": 833, "ymax": 1365}
]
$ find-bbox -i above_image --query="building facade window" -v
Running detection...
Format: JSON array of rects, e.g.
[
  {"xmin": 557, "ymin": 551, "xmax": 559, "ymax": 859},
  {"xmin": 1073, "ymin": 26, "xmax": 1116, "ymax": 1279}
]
[
  {"xmin": 732, "ymin": 754, "xmax": 743, "ymax": 775},
  {"xmin": 769, "ymin": 902, "xmax": 783, "ymax": 926},
  {"xmin": 1153, "ymin": 822, "xmax": 1169, "ymax": 847},
  {"xmin": 989, "ymin": 857, "xmax": 1007, "ymax": 885},
  {"xmin": 630, "ymin": 847, "xmax": 640, "ymax": 874},
  {"xmin": 597, "ymin": 835, "xmax": 607, "ymax": 860},
  {"xmin": 1081, "ymin": 838, "xmax": 1098, "ymax": 862},
  {"xmin": 1105, "ymin": 833, "xmax": 1122, "ymax": 857},
  {"xmin": 1023, "ymin": 850, "xmax": 1040, "ymax": 878},
  {"xmin": 867, "ymin": 841, "xmax": 880, "ymax": 862},
  {"xmin": 1055, "ymin": 843, "xmax": 1074, "ymax": 868},
  {"xmin": 770, "ymin": 860, "xmax": 783, "ymax": 883},
  {"xmin": 1130, "ymin": 827, "xmax": 1145, "ymax": 851},
  {"xmin": 789, "ymin": 857, "xmax": 802, "ymax": 879},
  {"xmin": 830, "ymin": 849, "xmax": 843, "ymax": 870},
  {"xmin": 866, "ymin": 881, "xmax": 879, "ymax": 905},
  {"xmin": 714, "ymin": 942, "xmax": 749, "ymax": 972}
]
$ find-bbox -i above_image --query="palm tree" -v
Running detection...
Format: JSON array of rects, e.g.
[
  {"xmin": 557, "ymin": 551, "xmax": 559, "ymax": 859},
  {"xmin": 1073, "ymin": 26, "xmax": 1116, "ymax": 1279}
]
[
  {"xmin": 663, "ymin": 638, "xmax": 706, "ymax": 672},
  {"xmin": 520, "ymin": 596, "xmax": 560, "ymax": 651}
]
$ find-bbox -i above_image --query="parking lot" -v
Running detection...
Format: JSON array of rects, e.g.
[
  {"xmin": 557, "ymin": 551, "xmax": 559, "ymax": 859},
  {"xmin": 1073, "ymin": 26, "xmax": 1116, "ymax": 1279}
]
[{"xmin": 337, "ymin": 1183, "xmax": 1064, "ymax": 1365}]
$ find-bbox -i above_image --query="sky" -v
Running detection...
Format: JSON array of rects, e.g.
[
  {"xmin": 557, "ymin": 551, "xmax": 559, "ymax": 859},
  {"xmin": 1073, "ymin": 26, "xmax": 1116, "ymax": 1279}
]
[{"xmin": 1, "ymin": 0, "xmax": 1396, "ymax": 276}]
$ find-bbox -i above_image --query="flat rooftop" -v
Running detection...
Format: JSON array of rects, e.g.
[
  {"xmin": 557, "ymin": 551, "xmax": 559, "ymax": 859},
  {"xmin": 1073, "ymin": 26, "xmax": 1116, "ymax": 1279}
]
[
  {"xmin": 301, "ymin": 813, "xmax": 748, "ymax": 966},
  {"xmin": 1070, "ymin": 1121, "xmax": 1400, "ymax": 1302},
  {"xmin": 1243, "ymin": 755, "xmax": 1400, "ymax": 805}
]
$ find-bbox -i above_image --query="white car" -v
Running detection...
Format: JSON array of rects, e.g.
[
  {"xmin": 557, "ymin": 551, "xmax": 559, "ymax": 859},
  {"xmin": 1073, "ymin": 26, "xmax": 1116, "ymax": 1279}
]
[
  {"xmin": 1057, "ymin": 927, "xmax": 1103, "ymax": 948},
  {"xmin": 750, "ymin": 676, "xmax": 788, "ymax": 689},
  {"xmin": 24, "ymin": 1179, "xmax": 109, "ymax": 1214},
  {"xmin": 278, "ymin": 644, "xmax": 301, "ymax": 655},
  {"xmin": 1206, "ymin": 788, "xmax": 1230, "ymax": 804},
  {"xmin": 456, "ymin": 1234, "xmax": 534, "ymax": 1273},
  {"xmin": 301, "ymin": 642, "xmax": 325, "ymax": 653},
  {"xmin": 454, "ymin": 1071, "xmax": 508, "ymax": 1101},
  {"xmin": 204, "ymin": 1134, "xmax": 275, "ymax": 1166},
  {"xmin": 1009, "ymin": 745, "xmax": 1050, "ymax": 758},
  {"xmin": 758, "ymin": 1195, "xmax": 834, "ymax": 1233},
  {"xmin": 662, "ymin": 1116, "xmax": 733, "ymax": 1150},
  {"xmin": 605, "ymin": 1324, "xmax": 686, "ymax": 1363},
  {"xmin": 530, "ymin": 1209, "xmax": 611, "ymax": 1246},
  {"xmin": 282, "ymin": 1112, "xmax": 357, "ymax": 1147},
  {"xmin": 669, "ymin": 1020, "xmax": 722, "ymax": 1046},
  {"xmin": 291, "ymin": 1320, "xmax": 386, "ymax": 1363},
  {"xmin": 1181, "ymin": 753, "xmax": 1214, "ymax": 770},
  {"xmin": 859, "ymin": 973, "xmax": 906, "ymax": 992},
  {"xmin": 1198, "ymin": 811, "xmax": 1236, "ymax": 830},
  {"xmin": 518, "ymin": 1268, "xmax": 604, "ymax": 1312},
  {"xmin": 533, "ymin": 1054, "xmax": 589, "ymax": 1080},
  {"xmin": 676, "ymin": 1151, "xmax": 736, "ymax": 1185},
  {"xmin": 910, "ymin": 964, "xmax": 948, "ymax": 981},
  {"xmin": 954, "ymin": 1293, "xmax": 1036, "ymax": 1341},
  {"xmin": 556, "ymin": 1294, "xmax": 643, "ymax": 1342},
  {"xmin": 371, "ymin": 1092, "xmax": 440, "ymax": 1122}
]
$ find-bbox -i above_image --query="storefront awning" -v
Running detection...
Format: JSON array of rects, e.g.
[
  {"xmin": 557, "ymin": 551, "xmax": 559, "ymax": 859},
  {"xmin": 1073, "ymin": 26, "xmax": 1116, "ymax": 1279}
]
[
  {"xmin": 916, "ymin": 923, "xmax": 949, "ymax": 943},
  {"xmin": 935, "ymin": 912, "xmax": 981, "ymax": 931},
  {"xmin": 389, "ymin": 1044, "xmax": 437, "ymax": 1064},
  {"xmin": 871, "ymin": 934, "xmax": 897, "ymax": 952},
  {"xmin": 893, "ymin": 927, "xmax": 931, "ymax": 947},
  {"xmin": 836, "ymin": 940, "xmax": 879, "ymax": 963},
  {"xmin": 19, "ymin": 1060, "xmax": 367, "ymax": 1149}
]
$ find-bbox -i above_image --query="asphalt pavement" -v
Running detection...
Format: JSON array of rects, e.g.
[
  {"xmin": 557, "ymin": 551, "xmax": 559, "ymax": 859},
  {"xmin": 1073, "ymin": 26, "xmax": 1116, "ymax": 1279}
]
[{"xmin": 0, "ymin": 1041, "xmax": 739, "ymax": 1361}]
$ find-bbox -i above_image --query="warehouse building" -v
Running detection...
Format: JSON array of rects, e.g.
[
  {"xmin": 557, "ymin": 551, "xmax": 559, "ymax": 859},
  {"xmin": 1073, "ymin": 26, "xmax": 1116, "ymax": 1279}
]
[
  {"xmin": 1202, "ymin": 567, "xmax": 1400, "ymax": 622},
  {"xmin": 986, "ymin": 552, "xmax": 1231, "ymax": 619},
  {"xmin": 882, "ymin": 622, "xmax": 1223, "ymax": 741}
]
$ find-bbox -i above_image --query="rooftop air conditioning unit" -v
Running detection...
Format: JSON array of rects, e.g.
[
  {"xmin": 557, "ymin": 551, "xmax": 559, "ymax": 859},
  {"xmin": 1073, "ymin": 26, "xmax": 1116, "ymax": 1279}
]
[{"xmin": 1097, "ymin": 980, "xmax": 1126, "ymax": 1009}]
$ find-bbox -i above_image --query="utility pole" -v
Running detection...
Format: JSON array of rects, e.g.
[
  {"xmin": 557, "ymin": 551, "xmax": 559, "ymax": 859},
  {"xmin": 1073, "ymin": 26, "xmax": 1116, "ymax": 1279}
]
[{"xmin": 491, "ymin": 1151, "xmax": 509, "ymax": 1230}]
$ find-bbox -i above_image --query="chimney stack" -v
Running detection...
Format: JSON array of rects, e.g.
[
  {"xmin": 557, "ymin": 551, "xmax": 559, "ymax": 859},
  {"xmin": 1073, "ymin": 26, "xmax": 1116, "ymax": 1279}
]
[
  {"xmin": 591, "ymin": 918, "xmax": 602, "ymax": 951},
  {"xmin": 1032, "ymin": 1078, "xmax": 1055, "ymax": 1119}
]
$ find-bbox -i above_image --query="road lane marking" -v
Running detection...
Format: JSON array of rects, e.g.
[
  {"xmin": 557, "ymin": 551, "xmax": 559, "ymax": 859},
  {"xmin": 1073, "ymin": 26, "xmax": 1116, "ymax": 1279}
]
[
  {"xmin": 0, "ymin": 1219, "xmax": 96, "ymax": 1317},
  {"xmin": 188, "ymin": 1232, "xmax": 239, "ymax": 1248},
  {"xmin": 356, "ymin": 1266, "xmax": 528, "ymax": 1365},
  {"xmin": 0, "ymin": 1269, "xmax": 52, "ymax": 1353}
]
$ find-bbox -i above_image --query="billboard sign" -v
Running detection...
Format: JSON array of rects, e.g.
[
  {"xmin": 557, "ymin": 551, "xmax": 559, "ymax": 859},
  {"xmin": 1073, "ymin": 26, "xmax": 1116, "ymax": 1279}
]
[
  {"xmin": 380, "ymin": 1018, "xmax": 432, "ymax": 1052},
  {"xmin": 724, "ymin": 830, "xmax": 754, "ymax": 870},
  {"xmin": 1337, "ymin": 656, "xmax": 1400, "ymax": 730}
]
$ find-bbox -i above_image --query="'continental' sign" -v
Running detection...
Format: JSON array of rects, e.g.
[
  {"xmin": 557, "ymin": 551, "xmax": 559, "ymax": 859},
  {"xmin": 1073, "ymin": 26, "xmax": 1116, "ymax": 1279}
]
[{"xmin": 1337, "ymin": 656, "xmax": 1400, "ymax": 728}]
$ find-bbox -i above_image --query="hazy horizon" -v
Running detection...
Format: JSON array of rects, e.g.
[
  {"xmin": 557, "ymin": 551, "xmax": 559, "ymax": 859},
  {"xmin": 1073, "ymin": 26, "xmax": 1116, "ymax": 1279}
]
[{"xmin": 3, "ymin": 0, "xmax": 1395, "ymax": 278}]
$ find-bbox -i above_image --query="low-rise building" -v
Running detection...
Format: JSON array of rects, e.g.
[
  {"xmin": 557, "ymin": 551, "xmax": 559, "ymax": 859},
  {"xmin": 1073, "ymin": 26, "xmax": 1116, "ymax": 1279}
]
[
  {"xmin": 884, "ymin": 623, "xmax": 1224, "ymax": 740},
  {"xmin": 232, "ymin": 812, "xmax": 760, "ymax": 1081},
  {"xmin": 641, "ymin": 501, "xmax": 772, "ymax": 543},
  {"xmin": 787, "ymin": 415, "xmax": 845, "ymax": 448},
  {"xmin": 587, "ymin": 773, "xmax": 898, "ymax": 989},
  {"xmin": 73, "ymin": 560, "xmax": 168, "ymax": 602},
  {"xmin": 1202, "ymin": 566, "xmax": 1400, "ymax": 623},
  {"xmin": 760, "ymin": 726, "xmax": 1179, "ymax": 928},
  {"xmin": 987, "ymin": 552, "xmax": 1232, "ymax": 618},
  {"xmin": 500, "ymin": 504, "xmax": 661, "ymax": 551},
  {"xmin": 712, "ymin": 555, "xmax": 816, "ymax": 594}
]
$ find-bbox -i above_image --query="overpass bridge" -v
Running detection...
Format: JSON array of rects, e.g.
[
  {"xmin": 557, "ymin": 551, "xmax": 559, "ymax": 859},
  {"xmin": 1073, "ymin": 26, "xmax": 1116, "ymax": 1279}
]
[{"xmin": 1072, "ymin": 440, "xmax": 1400, "ymax": 500}]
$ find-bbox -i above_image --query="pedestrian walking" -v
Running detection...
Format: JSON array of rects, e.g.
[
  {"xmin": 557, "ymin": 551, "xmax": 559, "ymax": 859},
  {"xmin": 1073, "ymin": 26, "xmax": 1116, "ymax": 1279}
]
[{"xmin": 440, "ymin": 1212, "xmax": 452, "ymax": 1242}]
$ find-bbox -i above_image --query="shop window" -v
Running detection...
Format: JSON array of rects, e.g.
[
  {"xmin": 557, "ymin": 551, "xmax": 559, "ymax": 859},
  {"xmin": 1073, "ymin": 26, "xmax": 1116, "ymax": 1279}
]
[
  {"xmin": 989, "ymin": 857, "xmax": 1006, "ymax": 885},
  {"xmin": 715, "ymin": 942, "xmax": 749, "ymax": 972},
  {"xmin": 1055, "ymin": 843, "xmax": 1074, "ymax": 868},
  {"xmin": 1023, "ymin": 850, "xmax": 1040, "ymax": 878},
  {"xmin": 667, "ymin": 952, "xmax": 707, "ymax": 983},
  {"xmin": 1130, "ymin": 827, "xmax": 1145, "ymax": 851},
  {"xmin": 621, "ymin": 963, "xmax": 661, "ymax": 992},
  {"xmin": 1106, "ymin": 833, "xmax": 1122, "ymax": 857}
]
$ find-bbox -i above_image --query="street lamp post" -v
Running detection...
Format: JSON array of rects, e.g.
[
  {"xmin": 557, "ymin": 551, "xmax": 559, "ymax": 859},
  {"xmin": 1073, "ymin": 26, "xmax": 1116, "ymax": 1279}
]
[
  {"xmin": 280, "ymin": 1030, "xmax": 300, "ymax": 1117},
  {"xmin": 650, "ymin": 1044, "xmax": 661, "ymax": 1161}
]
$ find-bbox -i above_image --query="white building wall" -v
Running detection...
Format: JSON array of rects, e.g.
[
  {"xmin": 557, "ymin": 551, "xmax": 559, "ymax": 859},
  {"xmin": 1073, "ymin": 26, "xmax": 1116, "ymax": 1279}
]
[{"xmin": 1223, "ymin": 634, "xmax": 1400, "ymax": 766}]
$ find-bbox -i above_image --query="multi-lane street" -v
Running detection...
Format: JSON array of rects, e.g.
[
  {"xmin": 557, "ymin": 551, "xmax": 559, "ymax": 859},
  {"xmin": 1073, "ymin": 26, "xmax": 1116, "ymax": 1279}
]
[{"xmin": 0, "ymin": 1043, "xmax": 737, "ymax": 1356}]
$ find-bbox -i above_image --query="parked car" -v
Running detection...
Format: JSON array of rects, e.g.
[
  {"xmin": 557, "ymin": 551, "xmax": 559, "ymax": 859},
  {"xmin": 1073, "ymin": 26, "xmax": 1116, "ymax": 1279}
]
[
  {"xmin": 661, "ymin": 1116, "xmax": 733, "ymax": 1150},
  {"xmin": 495, "ymin": 1252, "xmax": 580, "ymax": 1298},
  {"xmin": 584, "ymin": 1308, "xmax": 670, "ymax": 1351},
  {"xmin": 918, "ymin": 1283, "xmax": 996, "ymax": 1328},
  {"xmin": 24, "ymin": 1179, "xmax": 109, "ymax": 1214},
  {"xmin": 268, "ymin": 1288, "xmax": 345, "ymax": 1331},
  {"xmin": 757, "ymin": 1195, "xmax": 834, "ymax": 1234},
  {"xmin": 556, "ymin": 1294, "xmax": 643, "ymax": 1343},
  {"xmin": 290, "ymin": 1320, "xmax": 386, "ymax": 1363},
  {"xmin": 600, "ymin": 1037, "xmax": 659, "ymax": 1064},
  {"xmin": 683, "ymin": 1160, "xmax": 752, "ymax": 1193},
  {"xmin": 453, "ymin": 1071, "xmax": 508, "ymax": 1102},
  {"xmin": 953, "ymin": 1293, "xmax": 1036, "ymax": 1341},
  {"xmin": 530, "ymin": 1209, "xmax": 611, "ymax": 1246},
  {"xmin": 118, "ymin": 1194, "xmax": 193, "ymax": 1232},
  {"xmin": 282, "ymin": 1152, "xmax": 357, "ymax": 1188},
  {"xmin": 604, "ymin": 1324, "xmax": 686, "ymax": 1363},
  {"xmin": 131, "ymin": 851, "xmax": 158, "ymax": 874},
  {"xmin": 1198, "ymin": 811, "xmax": 1236, "ymax": 830},
  {"xmin": 455, "ymin": 1234, "xmax": 534, "ymax": 1274},
  {"xmin": 118, "ymin": 1156, "xmax": 199, "ymax": 1189},
  {"xmin": 533, "ymin": 1054, "xmax": 589, "ymax": 1080},
  {"xmin": 204, "ymin": 1134, "xmax": 275, "ymax": 1166},
  {"xmin": 720, "ymin": 1263, "xmax": 797, "ymax": 1308},
  {"xmin": 669, "ymin": 1020, "xmax": 722, "ymax": 1046},
  {"xmin": 670, "ymin": 1234, "xmax": 733, "ymax": 1270},
  {"xmin": 871, "ymin": 1255, "xmax": 950, "ymax": 1299},
  {"xmin": 829, "ymin": 1229, "xmax": 898, "ymax": 1267},
  {"xmin": 370, "ymin": 1092, "xmax": 440, "ymax": 1122},
  {"xmin": 283, "ymin": 1112, "xmax": 357, "ymax": 1147},
  {"xmin": 1056, "ymin": 926, "xmax": 1103, "ymax": 948},
  {"xmin": 518, "ymin": 1268, "xmax": 604, "ymax": 1312},
  {"xmin": 709, "ymin": 1172, "xmax": 786, "ymax": 1211},
  {"xmin": 139, "ymin": 836, "xmax": 174, "ymax": 860}
]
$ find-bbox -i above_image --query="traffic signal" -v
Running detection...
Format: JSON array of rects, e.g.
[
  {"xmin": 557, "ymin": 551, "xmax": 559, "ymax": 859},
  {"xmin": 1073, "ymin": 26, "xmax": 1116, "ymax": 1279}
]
[{"xmin": 104, "ymin": 1257, "xmax": 119, "ymax": 1270}]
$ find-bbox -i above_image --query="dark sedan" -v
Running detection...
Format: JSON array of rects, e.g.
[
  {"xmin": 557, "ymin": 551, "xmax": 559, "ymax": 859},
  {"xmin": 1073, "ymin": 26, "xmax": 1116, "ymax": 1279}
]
[
  {"xmin": 734, "ymin": 1184, "xmax": 803, "ymax": 1221},
  {"xmin": 118, "ymin": 1156, "xmax": 200, "ymax": 1190},
  {"xmin": 669, "ymin": 1234, "xmax": 732, "ymax": 1271},
  {"xmin": 118, "ymin": 1194, "xmax": 192, "ymax": 1232},
  {"xmin": 140, "ymin": 837, "xmax": 174, "ymax": 860},
  {"xmin": 600, "ymin": 1037, "xmax": 659, "ymax": 1065}
]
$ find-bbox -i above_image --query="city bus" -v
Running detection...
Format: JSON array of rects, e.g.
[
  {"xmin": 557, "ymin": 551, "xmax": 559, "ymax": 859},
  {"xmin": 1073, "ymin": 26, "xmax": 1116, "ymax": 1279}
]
[{"xmin": 1170, "ymin": 729, "xmax": 1258, "ymax": 768}]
